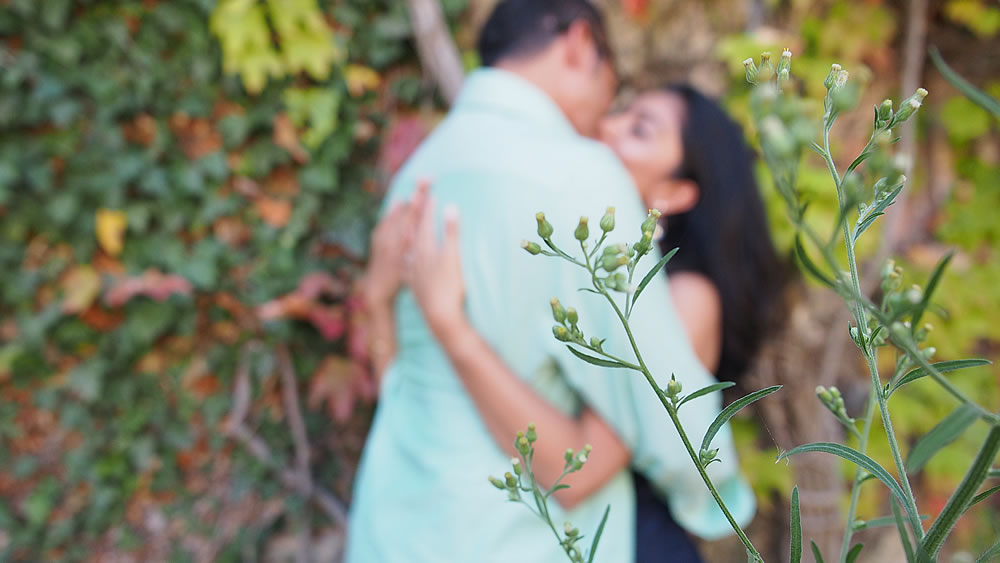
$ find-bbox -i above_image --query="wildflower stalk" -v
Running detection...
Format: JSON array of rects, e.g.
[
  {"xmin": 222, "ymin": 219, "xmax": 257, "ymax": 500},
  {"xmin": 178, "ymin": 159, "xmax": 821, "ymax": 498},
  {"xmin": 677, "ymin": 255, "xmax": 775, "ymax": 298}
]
[{"xmin": 579, "ymin": 240, "xmax": 762, "ymax": 559}]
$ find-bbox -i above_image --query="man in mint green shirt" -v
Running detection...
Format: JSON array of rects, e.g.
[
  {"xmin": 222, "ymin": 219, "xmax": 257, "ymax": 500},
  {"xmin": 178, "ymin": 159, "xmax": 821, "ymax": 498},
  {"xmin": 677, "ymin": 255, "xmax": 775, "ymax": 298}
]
[{"xmin": 347, "ymin": 2, "xmax": 754, "ymax": 561}]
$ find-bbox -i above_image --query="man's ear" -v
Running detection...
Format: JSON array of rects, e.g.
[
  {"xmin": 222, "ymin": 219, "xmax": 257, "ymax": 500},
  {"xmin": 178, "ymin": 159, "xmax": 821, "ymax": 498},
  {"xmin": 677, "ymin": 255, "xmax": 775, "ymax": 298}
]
[
  {"xmin": 562, "ymin": 20, "xmax": 598, "ymax": 70},
  {"xmin": 647, "ymin": 178, "xmax": 700, "ymax": 215}
]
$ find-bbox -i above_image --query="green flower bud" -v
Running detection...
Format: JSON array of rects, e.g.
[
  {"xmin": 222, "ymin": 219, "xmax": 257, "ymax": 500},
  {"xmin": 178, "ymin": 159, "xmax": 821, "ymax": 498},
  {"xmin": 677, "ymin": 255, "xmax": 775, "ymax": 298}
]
[
  {"xmin": 699, "ymin": 447, "xmax": 719, "ymax": 465},
  {"xmin": 760, "ymin": 115, "xmax": 796, "ymax": 158},
  {"xmin": 553, "ymin": 325, "xmax": 570, "ymax": 342},
  {"xmin": 666, "ymin": 376, "xmax": 683, "ymax": 398},
  {"xmin": 504, "ymin": 471, "xmax": 517, "ymax": 488},
  {"xmin": 601, "ymin": 253, "xmax": 629, "ymax": 272},
  {"xmin": 881, "ymin": 259, "xmax": 897, "ymax": 281},
  {"xmin": 600, "ymin": 207, "xmax": 616, "ymax": 233},
  {"xmin": 905, "ymin": 285, "xmax": 922, "ymax": 305},
  {"xmin": 776, "ymin": 49, "xmax": 792, "ymax": 75},
  {"xmin": 921, "ymin": 346, "xmax": 936, "ymax": 361},
  {"xmin": 816, "ymin": 385, "xmax": 833, "ymax": 404},
  {"xmin": 517, "ymin": 436, "xmax": 530, "ymax": 455},
  {"xmin": 526, "ymin": 423, "xmax": 537, "ymax": 443},
  {"xmin": 564, "ymin": 448, "xmax": 574, "ymax": 463},
  {"xmin": 489, "ymin": 475, "xmax": 506, "ymax": 490},
  {"xmin": 521, "ymin": 240, "xmax": 542, "ymax": 255},
  {"xmin": 565, "ymin": 522, "xmax": 579, "ymax": 538},
  {"xmin": 893, "ymin": 88, "xmax": 927, "ymax": 124},
  {"xmin": 584, "ymin": 444, "xmax": 592, "ymax": 455},
  {"xmin": 744, "ymin": 57, "xmax": 759, "ymax": 84},
  {"xmin": 613, "ymin": 273, "xmax": 627, "ymax": 292},
  {"xmin": 507, "ymin": 488, "xmax": 521, "ymax": 501},
  {"xmin": 511, "ymin": 457, "xmax": 522, "ymax": 475},
  {"xmin": 566, "ymin": 307, "xmax": 578, "ymax": 325},
  {"xmin": 824, "ymin": 63, "xmax": 843, "ymax": 90},
  {"xmin": 878, "ymin": 99, "xmax": 894, "ymax": 124},
  {"xmin": 758, "ymin": 51, "xmax": 774, "ymax": 82},
  {"xmin": 640, "ymin": 209, "xmax": 662, "ymax": 234},
  {"xmin": 536, "ymin": 212, "xmax": 553, "ymax": 239},
  {"xmin": 574, "ymin": 217, "xmax": 589, "ymax": 241},
  {"xmin": 551, "ymin": 297, "xmax": 566, "ymax": 324},
  {"xmin": 590, "ymin": 336, "xmax": 604, "ymax": 352},
  {"xmin": 890, "ymin": 321, "xmax": 910, "ymax": 343}
]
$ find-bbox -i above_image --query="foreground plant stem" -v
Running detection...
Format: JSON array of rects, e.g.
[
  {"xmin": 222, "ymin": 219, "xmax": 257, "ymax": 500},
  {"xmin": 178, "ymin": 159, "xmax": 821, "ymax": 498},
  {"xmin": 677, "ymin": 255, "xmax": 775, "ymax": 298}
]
[
  {"xmin": 822, "ymin": 122, "xmax": 925, "ymax": 554},
  {"xmin": 581, "ymin": 244, "xmax": 763, "ymax": 562},
  {"xmin": 840, "ymin": 388, "xmax": 878, "ymax": 558}
]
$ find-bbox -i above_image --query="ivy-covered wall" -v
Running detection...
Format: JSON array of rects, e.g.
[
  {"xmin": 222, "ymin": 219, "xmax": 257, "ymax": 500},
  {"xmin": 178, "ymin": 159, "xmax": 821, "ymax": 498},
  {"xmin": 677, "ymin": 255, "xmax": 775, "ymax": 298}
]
[{"xmin": 0, "ymin": 0, "xmax": 463, "ymax": 559}]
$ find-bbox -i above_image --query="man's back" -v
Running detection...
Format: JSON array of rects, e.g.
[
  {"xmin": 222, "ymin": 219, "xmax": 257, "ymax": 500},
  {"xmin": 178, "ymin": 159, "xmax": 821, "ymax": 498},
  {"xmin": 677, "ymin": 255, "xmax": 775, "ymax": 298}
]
[{"xmin": 346, "ymin": 69, "xmax": 753, "ymax": 563}]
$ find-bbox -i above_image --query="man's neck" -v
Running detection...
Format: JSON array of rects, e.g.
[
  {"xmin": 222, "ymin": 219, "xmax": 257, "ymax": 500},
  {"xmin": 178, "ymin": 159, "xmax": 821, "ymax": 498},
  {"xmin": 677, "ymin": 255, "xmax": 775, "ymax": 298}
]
[{"xmin": 493, "ymin": 60, "xmax": 571, "ymax": 126}]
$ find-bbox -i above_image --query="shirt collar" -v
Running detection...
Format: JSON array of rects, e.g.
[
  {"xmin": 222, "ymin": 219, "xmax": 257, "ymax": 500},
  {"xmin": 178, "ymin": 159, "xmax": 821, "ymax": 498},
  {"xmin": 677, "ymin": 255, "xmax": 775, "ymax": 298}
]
[{"xmin": 453, "ymin": 68, "xmax": 577, "ymax": 137}]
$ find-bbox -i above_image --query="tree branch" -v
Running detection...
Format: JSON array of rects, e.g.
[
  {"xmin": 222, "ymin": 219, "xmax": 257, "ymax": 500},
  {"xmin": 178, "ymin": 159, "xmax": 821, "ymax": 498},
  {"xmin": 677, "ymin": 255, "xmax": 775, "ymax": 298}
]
[
  {"xmin": 224, "ymin": 342, "xmax": 349, "ymax": 531},
  {"xmin": 405, "ymin": 0, "xmax": 465, "ymax": 104}
]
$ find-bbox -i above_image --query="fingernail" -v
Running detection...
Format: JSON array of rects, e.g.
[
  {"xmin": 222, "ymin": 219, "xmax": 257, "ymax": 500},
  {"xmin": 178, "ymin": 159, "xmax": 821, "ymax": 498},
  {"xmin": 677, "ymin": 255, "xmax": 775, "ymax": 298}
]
[{"xmin": 443, "ymin": 204, "xmax": 459, "ymax": 222}]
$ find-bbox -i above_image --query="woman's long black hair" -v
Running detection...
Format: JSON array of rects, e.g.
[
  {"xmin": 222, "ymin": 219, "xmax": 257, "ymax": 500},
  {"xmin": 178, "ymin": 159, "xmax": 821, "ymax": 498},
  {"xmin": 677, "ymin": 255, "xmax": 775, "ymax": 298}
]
[{"xmin": 659, "ymin": 85, "xmax": 791, "ymax": 384}]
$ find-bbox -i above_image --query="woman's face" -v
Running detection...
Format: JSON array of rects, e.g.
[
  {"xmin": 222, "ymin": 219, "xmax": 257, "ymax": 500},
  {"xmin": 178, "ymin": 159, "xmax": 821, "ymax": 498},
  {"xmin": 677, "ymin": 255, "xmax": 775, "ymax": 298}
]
[{"xmin": 598, "ymin": 91, "xmax": 688, "ymax": 213}]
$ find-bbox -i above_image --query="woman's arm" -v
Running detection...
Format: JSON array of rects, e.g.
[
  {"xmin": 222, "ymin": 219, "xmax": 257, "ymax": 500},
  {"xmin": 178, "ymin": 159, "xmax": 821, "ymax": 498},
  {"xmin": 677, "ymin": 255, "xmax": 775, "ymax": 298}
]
[
  {"xmin": 406, "ymin": 201, "xmax": 629, "ymax": 510},
  {"xmin": 667, "ymin": 272, "xmax": 722, "ymax": 374}
]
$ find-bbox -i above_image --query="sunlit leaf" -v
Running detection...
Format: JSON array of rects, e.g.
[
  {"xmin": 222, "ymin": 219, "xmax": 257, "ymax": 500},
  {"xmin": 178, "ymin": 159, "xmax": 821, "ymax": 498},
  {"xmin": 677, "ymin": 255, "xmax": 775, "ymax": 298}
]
[{"xmin": 96, "ymin": 208, "xmax": 128, "ymax": 256}]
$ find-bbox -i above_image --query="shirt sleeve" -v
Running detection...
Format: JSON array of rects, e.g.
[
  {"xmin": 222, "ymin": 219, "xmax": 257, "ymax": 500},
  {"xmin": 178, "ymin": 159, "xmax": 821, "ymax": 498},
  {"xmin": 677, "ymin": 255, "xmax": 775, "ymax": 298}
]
[{"xmin": 540, "ymin": 144, "xmax": 757, "ymax": 539}]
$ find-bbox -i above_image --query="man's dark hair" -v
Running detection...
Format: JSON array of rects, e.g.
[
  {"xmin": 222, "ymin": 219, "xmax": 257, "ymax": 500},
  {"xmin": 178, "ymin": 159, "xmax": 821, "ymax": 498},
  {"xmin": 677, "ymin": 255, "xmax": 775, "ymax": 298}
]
[{"xmin": 476, "ymin": 0, "xmax": 611, "ymax": 67}]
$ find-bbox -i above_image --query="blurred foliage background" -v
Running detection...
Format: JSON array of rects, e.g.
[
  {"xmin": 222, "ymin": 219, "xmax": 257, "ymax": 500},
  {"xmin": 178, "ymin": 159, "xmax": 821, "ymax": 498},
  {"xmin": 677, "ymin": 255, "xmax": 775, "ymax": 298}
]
[{"xmin": 0, "ymin": 0, "xmax": 997, "ymax": 561}]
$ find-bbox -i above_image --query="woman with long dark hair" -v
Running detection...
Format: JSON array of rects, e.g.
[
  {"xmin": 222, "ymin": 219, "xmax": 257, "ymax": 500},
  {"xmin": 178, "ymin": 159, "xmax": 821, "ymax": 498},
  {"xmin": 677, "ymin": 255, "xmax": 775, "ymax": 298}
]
[{"xmin": 362, "ymin": 85, "xmax": 789, "ymax": 562}]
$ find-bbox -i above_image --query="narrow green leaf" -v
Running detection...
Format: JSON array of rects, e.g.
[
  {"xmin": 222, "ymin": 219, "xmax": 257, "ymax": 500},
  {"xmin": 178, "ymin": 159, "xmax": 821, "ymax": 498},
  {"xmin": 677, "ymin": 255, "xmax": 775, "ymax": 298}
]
[
  {"xmin": 853, "ymin": 212, "xmax": 884, "ymax": 243},
  {"xmin": 889, "ymin": 359, "xmax": 992, "ymax": 396},
  {"xmin": 778, "ymin": 442, "xmax": 921, "ymax": 532},
  {"xmin": 966, "ymin": 485, "xmax": 1000, "ymax": 512},
  {"xmin": 566, "ymin": 346, "xmax": 629, "ymax": 369},
  {"xmin": 790, "ymin": 486, "xmax": 802, "ymax": 563},
  {"xmin": 678, "ymin": 382, "xmax": 735, "ymax": 408},
  {"xmin": 919, "ymin": 425, "xmax": 1000, "ymax": 560},
  {"xmin": 854, "ymin": 514, "xmax": 929, "ymax": 531},
  {"xmin": 845, "ymin": 543, "xmax": 864, "ymax": 563},
  {"xmin": 794, "ymin": 235, "xmax": 835, "ymax": 287},
  {"xmin": 701, "ymin": 385, "xmax": 782, "ymax": 452},
  {"xmin": 911, "ymin": 250, "xmax": 953, "ymax": 328},
  {"xmin": 975, "ymin": 537, "xmax": 1000, "ymax": 563},
  {"xmin": 929, "ymin": 46, "xmax": 1000, "ymax": 118},
  {"xmin": 587, "ymin": 505, "xmax": 611, "ymax": 563},
  {"xmin": 906, "ymin": 403, "xmax": 980, "ymax": 473},
  {"xmin": 632, "ymin": 247, "xmax": 678, "ymax": 307},
  {"xmin": 811, "ymin": 540, "xmax": 825, "ymax": 563}
]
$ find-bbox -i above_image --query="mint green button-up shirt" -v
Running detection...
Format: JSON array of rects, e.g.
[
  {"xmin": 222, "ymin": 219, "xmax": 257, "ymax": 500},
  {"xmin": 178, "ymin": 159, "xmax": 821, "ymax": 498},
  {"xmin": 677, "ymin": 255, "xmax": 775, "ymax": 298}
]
[{"xmin": 346, "ymin": 69, "xmax": 755, "ymax": 563}]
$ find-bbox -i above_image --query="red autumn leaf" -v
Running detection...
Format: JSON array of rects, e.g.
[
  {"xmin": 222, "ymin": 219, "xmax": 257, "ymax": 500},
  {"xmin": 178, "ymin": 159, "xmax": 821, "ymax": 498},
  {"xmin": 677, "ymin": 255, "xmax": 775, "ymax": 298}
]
[
  {"xmin": 622, "ymin": 0, "xmax": 651, "ymax": 19},
  {"xmin": 379, "ymin": 115, "xmax": 434, "ymax": 178},
  {"xmin": 307, "ymin": 307, "xmax": 346, "ymax": 341},
  {"xmin": 105, "ymin": 270, "xmax": 193, "ymax": 308}
]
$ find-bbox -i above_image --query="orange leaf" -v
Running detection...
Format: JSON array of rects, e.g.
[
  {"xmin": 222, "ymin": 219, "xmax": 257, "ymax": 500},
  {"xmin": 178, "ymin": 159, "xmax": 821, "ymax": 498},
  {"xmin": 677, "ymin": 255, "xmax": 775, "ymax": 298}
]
[
  {"xmin": 254, "ymin": 197, "xmax": 292, "ymax": 228},
  {"xmin": 273, "ymin": 113, "xmax": 309, "ymax": 164},
  {"xmin": 308, "ymin": 356, "xmax": 375, "ymax": 422},
  {"xmin": 61, "ymin": 265, "xmax": 101, "ymax": 314},
  {"xmin": 96, "ymin": 209, "xmax": 128, "ymax": 256}
]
